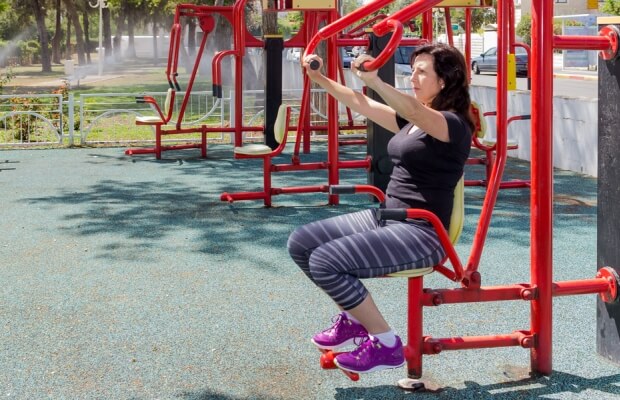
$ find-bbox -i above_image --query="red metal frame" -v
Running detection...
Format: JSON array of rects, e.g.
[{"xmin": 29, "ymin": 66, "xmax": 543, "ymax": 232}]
[
  {"xmin": 315, "ymin": 0, "xmax": 620, "ymax": 384},
  {"xmin": 467, "ymin": 110, "xmax": 531, "ymax": 189},
  {"xmin": 132, "ymin": 0, "xmax": 620, "ymax": 382}
]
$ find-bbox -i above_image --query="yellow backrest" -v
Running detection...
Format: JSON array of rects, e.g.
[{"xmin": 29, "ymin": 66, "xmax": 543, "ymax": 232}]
[
  {"xmin": 274, "ymin": 104, "xmax": 290, "ymax": 144},
  {"xmin": 471, "ymin": 101, "xmax": 486, "ymax": 139},
  {"xmin": 164, "ymin": 88, "xmax": 174, "ymax": 114},
  {"xmin": 448, "ymin": 175, "xmax": 465, "ymax": 244},
  {"xmin": 386, "ymin": 176, "xmax": 465, "ymax": 278}
]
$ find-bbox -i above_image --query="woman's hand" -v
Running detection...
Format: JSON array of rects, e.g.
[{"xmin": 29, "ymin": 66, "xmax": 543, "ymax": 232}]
[
  {"xmin": 302, "ymin": 54, "xmax": 324, "ymax": 81},
  {"xmin": 351, "ymin": 54, "xmax": 381, "ymax": 88}
]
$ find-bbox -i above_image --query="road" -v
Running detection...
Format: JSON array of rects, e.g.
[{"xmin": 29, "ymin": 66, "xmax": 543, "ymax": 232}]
[{"xmin": 470, "ymin": 73, "xmax": 598, "ymax": 99}]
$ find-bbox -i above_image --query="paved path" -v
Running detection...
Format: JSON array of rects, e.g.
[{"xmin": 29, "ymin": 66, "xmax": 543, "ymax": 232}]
[{"xmin": 0, "ymin": 146, "xmax": 617, "ymax": 399}]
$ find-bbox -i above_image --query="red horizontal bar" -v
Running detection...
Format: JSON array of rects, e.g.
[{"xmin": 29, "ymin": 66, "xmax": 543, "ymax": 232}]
[
  {"xmin": 336, "ymin": 39, "xmax": 370, "ymax": 48},
  {"xmin": 553, "ymin": 35, "xmax": 611, "ymax": 51},
  {"xmin": 338, "ymin": 159, "xmax": 371, "ymax": 169},
  {"xmin": 273, "ymin": 162, "xmax": 328, "ymax": 172},
  {"xmin": 220, "ymin": 191, "xmax": 266, "ymax": 202},
  {"xmin": 423, "ymin": 331, "xmax": 532, "ymax": 354},
  {"xmin": 202, "ymin": 126, "xmax": 263, "ymax": 133},
  {"xmin": 552, "ymin": 278, "xmax": 610, "ymax": 297},
  {"xmin": 273, "ymin": 185, "xmax": 329, "ymax": 195},
  {"xmin": 422, "ymin": 284, "xmax": 532, "ymax": 306}
]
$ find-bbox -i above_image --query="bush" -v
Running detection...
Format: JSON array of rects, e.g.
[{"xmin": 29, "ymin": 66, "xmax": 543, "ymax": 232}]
[
  {"xmin": 516, "ymin": 14, "xmax": 531, "ymax": 45},
  {"xmin": 17, "ymin": 40, "xmax": 39, "ymax": 65}
]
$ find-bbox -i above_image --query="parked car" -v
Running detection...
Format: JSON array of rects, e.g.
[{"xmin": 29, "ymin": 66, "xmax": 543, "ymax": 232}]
[
  {"xmin": 340, "ymin": 47, "xmax": 354, "ymax": 68},
  {"xmin": 286, "ymin": 48, "xmax": 301, "ymax": 62},
  {"xmin": 471, "ymin": 47, "xmax": 529, "ymax": 76},
  {"xmin": 394, "ymin": 45, "xmax": 416, "ymax": 76}
]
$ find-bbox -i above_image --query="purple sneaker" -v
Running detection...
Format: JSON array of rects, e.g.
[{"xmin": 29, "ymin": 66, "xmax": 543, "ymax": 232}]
[
  {"xmin": 312, "ymin": 313, "xmax": 368, "ymax": 350},
  {"xmin": 334, "ymin": 335, "xmax": 405, "ymax": 374}
]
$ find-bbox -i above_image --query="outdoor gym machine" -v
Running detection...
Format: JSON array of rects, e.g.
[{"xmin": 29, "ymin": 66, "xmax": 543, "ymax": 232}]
[{"xmin": 313, "ymin": 0, "xmax": 620, "ymax": 389}]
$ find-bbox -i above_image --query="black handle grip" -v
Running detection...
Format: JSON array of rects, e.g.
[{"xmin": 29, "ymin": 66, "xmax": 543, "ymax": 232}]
[
  {"xmin": 135, "ymin": 96, "xmax": 146, "ymax": 103},
  {"xmin": 309, "ymin": 59, "xmax": 320, "ymax": 70},
  {"xmin": 174, "ymin": 82, "xmax": 181, "ymax": 91},
  {"xmin": 329, "ymin": 185, "xmax": 356, "ymax": 195},
  {"xmin": 357, "ymin": 61, "xmax": 369, "ymax": 72},
  {"xmin": 376, "ymin": 209, "xmax": 408, "ymax": 221},
  {"xmin": 213, "ymin": 84, "xmax": 222, "ymax": 99}
]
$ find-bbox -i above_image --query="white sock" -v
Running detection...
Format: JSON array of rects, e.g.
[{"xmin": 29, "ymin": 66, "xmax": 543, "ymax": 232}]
[
  {"xmin": 343, "ymin": 311, "xmax": 361, "ymax": 324},
  {"xmin": 371, "ymin": 330, "xmax": 397, "ymax": 347}
]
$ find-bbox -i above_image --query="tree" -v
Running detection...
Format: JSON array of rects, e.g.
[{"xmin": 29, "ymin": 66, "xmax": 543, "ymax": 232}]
[
  {"xmin": 64, "ymin": 0, "xmax": 87, "ymax": 65},
  {"xmin": 103, "ymin": 7, "xmax": 112, "ymax": 59},
  {"xmin": 516, "ymin": 13, "xmax": 531, "ymax": 45},
  {"xmin": 30, "ymin": 0, "xmax": 52, "ymax": 72},
  {"xmin": 601, "ymin": 0, "xmax": 620, "ymax": 15},
  {"xmin": 51, "ymin": 0, "xmax": 62, "ymax": 64}
]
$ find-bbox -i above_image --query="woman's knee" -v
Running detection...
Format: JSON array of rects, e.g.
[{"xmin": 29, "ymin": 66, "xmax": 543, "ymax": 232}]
[{"xmin": 307, "ymin": 246, "xmax": 341, "ymax": 283}]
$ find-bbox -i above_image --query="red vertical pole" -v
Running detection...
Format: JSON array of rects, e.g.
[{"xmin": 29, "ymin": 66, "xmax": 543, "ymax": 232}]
[
  {"xmin": 465, "ymin": 9, "xmax": 471, "ymax": 82},
  {"xmin": 327, "ymin": 10, "xmax": 339, "ymax": 205},
  {"xmin": 530, "ymin": 0, "xmax": 554, "ymax": 376},
  {"xmin": 233, "ymin": 0, "xmax": 248, "ymax": 147},
  {"xmin": 465, "ymin": 0, "xmax": 509, "ymax": 278},
  {"xmin": 508, "ymin": 0, "xmax": 515, "ymax": 51},
  {"xmin": 406, "ymin": 277, "xmax": 424, "ymax": 378},
  {"xmin": 422, "ymin": 11, "xmax": 433, "ymax": 42},
  {"xmin": 444, "ymin": 8, "xmax": 453, "ymax": 46}
]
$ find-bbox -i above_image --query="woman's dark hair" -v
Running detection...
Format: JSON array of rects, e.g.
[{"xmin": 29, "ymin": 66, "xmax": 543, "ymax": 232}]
[{"xmin": 412, "ymin": 43, "xmax": 475, "ymax": 131}]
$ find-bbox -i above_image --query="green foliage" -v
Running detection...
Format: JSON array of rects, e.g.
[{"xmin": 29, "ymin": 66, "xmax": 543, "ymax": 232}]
[
  {"xmin": 564, "ymin": 19, "xmax": 585, "ymax": 27},
  {"xmin": 451, "ymin": 7, "xmax": 496, "ymax": 34},
  {"xmin": 17, "ymin": 40, "xmax": 41, "ymax": 65},
  {"xmin": 601, "ymin": 0, "xmax": 620, "ymax": 15},
  {"xmin": 516, "ymin": 14, "xmax": 531, "ymax": 45},
  {"xmin": 0, "ymin": 65, "xmax": 14, "ymax": 94}
]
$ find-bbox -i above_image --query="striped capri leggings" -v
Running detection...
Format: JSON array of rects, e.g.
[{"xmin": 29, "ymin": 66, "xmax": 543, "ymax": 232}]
[{"xmin": 287, "ymin": 209, "xmax": 446, "ymax": 310}]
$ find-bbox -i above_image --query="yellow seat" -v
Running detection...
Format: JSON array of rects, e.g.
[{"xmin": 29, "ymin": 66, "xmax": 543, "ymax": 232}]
[
  {"xmin": 126, "ymin": 88, "xmax": 208, "ymax": 160},
  {"xmin": 471, "ymin": 101, "xmax": 518, "ymax": 148},
  {"xmin": 221, "ymin": 105, "xmax": 292, "ymax": 207},
  {"xmin": 387, "ymin": 175, "xmax": 465, "ymax": 278}
]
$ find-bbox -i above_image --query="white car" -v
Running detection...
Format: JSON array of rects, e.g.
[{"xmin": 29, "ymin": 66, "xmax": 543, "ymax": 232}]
[
  {"xmin": 394, "ymin": 46, "xmax": 416, "ymax": 76},
  {"xmin": 286, "ymin": 48, "xmax": 301, "ymax": 62}
]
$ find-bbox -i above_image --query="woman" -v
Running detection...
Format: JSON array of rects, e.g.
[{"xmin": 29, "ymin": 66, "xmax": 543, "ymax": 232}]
[{"xmin": 287, "ymin": 43, "xmax": 474, "ymax": 374}]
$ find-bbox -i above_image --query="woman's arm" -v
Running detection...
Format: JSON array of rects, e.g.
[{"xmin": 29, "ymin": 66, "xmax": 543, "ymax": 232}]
[
  {"xmin": 303, "ymin": 55, "xmax": 401, "ymax": 134},
  {"xmin": 353, "ymin": 57, "xmax": 450, "ymax": 142}
]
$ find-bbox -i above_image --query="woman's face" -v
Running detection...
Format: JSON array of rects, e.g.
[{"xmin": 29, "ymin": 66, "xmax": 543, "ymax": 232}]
[{"xmin": 410, "ymin": 53, "xmax": 444, "ymax": 105}]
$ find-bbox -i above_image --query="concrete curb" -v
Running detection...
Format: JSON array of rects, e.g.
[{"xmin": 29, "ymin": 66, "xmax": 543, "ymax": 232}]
[{"xmin": 552, "ymin": 71, "xmax": 598, "ymax": 81}]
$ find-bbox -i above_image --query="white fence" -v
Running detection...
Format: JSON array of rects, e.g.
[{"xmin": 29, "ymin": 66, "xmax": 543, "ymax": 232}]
[
  {"xmin": 0, "ymin": 85, "xmax": 600, "ymax": 177},
  {"xmin": 0, "ymin": 91, "xmax": 228, "ymax": 147},
  {"xmin": 0, "ymin": 87, "xmax": 371, "ymax": 148},
  {"xmin": 0, "ymin": 94, "xmax": 64, "ymax": 146}
]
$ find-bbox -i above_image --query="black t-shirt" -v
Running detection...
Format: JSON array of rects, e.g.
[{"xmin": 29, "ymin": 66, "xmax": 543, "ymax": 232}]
[{"xmin": 385, "ymin": 111, "xmax": 472, "ymax": 228}]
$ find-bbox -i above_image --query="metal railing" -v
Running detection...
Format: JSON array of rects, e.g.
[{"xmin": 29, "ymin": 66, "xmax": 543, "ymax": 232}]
[
  {"xmin": 0, "ymin": 87, "xmax": 373, "ymax": 148},
  {"xmin": 0, "ymin": 94, "xmax": 64, "ymax": 146}
]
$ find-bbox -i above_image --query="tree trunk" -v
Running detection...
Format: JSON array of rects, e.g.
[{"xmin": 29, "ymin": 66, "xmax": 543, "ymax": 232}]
[
  {"xmin": 63, "ymin": 0, "xmax": 86, "ymax": 65},
  {"xmin": 103, "ymin": 7, "xmax": 112, "ymax": 59},
  {"xmin": 187, "ymin": 19, "xmax": 196, "ymax": 57},
  {"xmin": 65, "ymin": 11, "xmax": 71, "ymax": 60},
  {"xmin": 83, "ymin": 9, "xmax": 91, "ymax": 64},
  {"xmin": 262, "ymin": 0, "xmax": 278, "ymax": 35},
  {"xmin": 127, "ymin": 8, "xmax": 136, "ymax": 58},
  {"xmin": 51, "ymin": 0, "xmax": 62, "ymax": 64},
  {"xmin": 113, "ymin": 1, "xmax": 127, "ymax": 61},
  {"xmin": 31, "ymin": 0, "xmax": 52, "ymax": 72},
  {"xmin": 152, "ymin": 19, "xmax": 159, "ymax": 64}
]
